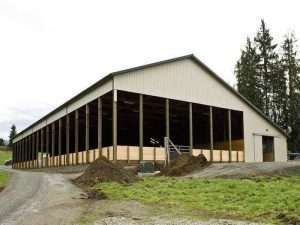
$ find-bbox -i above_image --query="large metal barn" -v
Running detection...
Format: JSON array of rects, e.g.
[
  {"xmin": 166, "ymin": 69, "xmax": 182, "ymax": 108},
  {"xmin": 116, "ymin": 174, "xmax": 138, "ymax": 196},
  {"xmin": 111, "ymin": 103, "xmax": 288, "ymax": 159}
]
[{"xmin": 12, "ymin": 55, "xmax": 288, "ymax": 169}]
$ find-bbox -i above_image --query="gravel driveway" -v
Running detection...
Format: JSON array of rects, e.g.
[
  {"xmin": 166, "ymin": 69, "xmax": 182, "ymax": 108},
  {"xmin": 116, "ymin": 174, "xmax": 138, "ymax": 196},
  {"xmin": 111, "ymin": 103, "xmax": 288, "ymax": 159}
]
[
  {"xmin": 0, "ymin": 166, "xmax": 272, "ymax": 225},
  {"xmin": 0, "ymin": 166, "xmax": 86, "ymax": 225}
]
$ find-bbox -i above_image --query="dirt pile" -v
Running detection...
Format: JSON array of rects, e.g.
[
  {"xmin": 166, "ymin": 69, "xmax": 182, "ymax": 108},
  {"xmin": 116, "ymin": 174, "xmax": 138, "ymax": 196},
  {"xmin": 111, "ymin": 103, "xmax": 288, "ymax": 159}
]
[
  {"xmin": 74, "ymin": 156, "xmax": 139, "ymax": 186},
  {"xmin": 160, "ymin": 153, "xmax": 209, "ymax": 176}
]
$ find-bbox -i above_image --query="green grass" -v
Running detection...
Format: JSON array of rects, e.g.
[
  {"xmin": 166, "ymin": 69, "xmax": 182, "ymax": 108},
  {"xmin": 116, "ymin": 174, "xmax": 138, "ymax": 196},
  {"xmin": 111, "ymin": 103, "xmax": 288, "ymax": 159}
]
[
  {"xmin": 95, "ymin": 176, "xmax": 300, "ymax": 224},
  {"xmin": 0, "ymin": 147, "xmax": 12, "ymax": 165},
  {"xmin": 0, "ymin": 171, "xmax": 10, "ymax": 191}
]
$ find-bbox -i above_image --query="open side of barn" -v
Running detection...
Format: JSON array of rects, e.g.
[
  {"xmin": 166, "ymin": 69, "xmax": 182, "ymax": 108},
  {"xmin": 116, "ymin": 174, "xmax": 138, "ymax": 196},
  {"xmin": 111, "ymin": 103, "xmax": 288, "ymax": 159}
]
[{"xmin": 11, "ymin": 55, "xmax": 287, "ymax": 169}]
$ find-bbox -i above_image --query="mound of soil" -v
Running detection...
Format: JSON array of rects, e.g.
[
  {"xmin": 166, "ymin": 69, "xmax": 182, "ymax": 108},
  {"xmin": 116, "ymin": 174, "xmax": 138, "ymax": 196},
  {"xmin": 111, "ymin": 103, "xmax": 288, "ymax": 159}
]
[
  {"xmin": 160, "ymin": 153, "xmax": 208, "ymax": 176},
  {"xmin": 74, "ymin": 156, "xmax": 139, "ymax": 186}
]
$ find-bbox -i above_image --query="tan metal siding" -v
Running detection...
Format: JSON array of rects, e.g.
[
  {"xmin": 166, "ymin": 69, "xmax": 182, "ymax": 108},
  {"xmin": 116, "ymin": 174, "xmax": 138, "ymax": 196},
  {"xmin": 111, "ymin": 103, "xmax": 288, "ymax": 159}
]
[{"xmin": 114, "ymin": 59, "xmax": 287, "ymax": 162}]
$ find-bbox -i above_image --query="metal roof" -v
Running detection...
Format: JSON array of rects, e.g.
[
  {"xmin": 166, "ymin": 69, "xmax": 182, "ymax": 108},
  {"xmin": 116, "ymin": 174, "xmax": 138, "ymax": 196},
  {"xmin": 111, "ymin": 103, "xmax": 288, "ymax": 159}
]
[{"xmin": 14, "ymin": 54, "xmax": 287, "ymax": 139}]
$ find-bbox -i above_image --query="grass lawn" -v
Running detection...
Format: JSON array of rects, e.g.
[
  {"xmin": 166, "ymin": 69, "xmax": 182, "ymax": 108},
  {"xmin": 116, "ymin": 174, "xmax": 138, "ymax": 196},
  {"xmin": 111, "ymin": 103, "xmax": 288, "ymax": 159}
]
[
  {"xmin": 0, "ymin": 147, "xmax": 12, "ymax": 165},
  {"xmin": 95, "ymin": 176, "xmax": 300, "ymax": 224},
  {"xmin": 0, "ymin": 171, "xmax": 10, "ymax": 191}
]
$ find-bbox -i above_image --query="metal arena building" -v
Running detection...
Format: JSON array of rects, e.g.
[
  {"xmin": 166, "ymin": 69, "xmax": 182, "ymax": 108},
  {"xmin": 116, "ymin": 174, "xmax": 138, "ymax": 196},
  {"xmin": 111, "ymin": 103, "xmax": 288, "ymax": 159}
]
[{"xmin": 12, "ymin": 55, "xmax": 288, "ymax": 169}]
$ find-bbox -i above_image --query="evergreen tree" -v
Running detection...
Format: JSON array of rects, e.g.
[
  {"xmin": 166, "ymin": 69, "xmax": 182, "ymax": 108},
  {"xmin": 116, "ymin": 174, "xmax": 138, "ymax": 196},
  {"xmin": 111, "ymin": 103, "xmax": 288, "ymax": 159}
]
[
  {"xmin": 8, "ymin": 124, "xmax": 17, "ymax": 148},
  {"xmin": 254, "ymin": 19, "xmax": 279, "ymax": 118},
  {"xmin": 270, "ymin": 56, "xmax": 288, "ymax": 128},
  {"xmin": 235, "ymin": 38, "xmax": 262, "ymax": 109},
  {"xmin": 281, "ymin": 33, "xmax": 300, "ymax": 151},
  {"xmin": 0, "ymin": 138, "xmax": 4, "ymax": 146}
]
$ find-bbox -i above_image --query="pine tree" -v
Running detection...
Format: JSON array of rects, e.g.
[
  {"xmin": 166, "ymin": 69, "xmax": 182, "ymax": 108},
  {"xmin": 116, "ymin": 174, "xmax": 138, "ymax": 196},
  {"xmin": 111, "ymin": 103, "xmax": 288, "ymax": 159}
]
[
  {"xmin": 8, "ymin": 124, "xmax": 17, "ymax": 148},
  {"xmin": 281, "ymin": 33, "xmax": 300, "ymax": 151},
  {"xmin": 0, "ymin": 138, "xmax": 4, "ymax": 146},
  {"xmin": 235, "ymin": 37, "xmax": 262, "ymax": 109},
  {"xmin": 271, "ymin": 56, "xmax": 288, "ymax": 128},
  {"xmin": 254, "ymin": 19, "xmax": 278, "ymax": 118}
]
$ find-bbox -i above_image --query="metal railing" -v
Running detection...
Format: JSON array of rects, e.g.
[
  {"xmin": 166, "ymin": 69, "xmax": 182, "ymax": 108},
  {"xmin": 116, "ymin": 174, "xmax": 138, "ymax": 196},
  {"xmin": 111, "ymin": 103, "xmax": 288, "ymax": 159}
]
[{"xmin": 164, "ymin": 137, "xmax": 191, "ymax": 165}]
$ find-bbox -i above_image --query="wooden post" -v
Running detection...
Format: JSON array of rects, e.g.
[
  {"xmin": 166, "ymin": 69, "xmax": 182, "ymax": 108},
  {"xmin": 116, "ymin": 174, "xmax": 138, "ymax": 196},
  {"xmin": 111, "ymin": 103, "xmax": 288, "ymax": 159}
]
[
  {"xmin": 46, "ymin": 126, "xmax": 49, "ymax": 167},
  {"xmin": 209, "ymin": 106, "xmax": 214, "ymax": 162},
  {"xmin": 52, "ymin": 123, "xmax": 55, "ymax": 167},
  {"xmin": 32, "ymin": 134, "xmax": 35, "ymax": 168},
  {"xmin": 113, "ymin": 89, "xmax": 117, "ymax": 162},
  {"xmin": 86, "ymin": 104, "xmax": 90, "ymax": 163},
  {"xmin": 166, "ymin": 99, "xmax": 170, "ymax": 138},
  {"xmin": 189, "ymin": 102, "xmax": 193, "ymax": 155},
  {"xmin": 12, "ymin": 144, "xmax": 14, "ymax": 168},
  {"xmin": 20, "ymin": 139, "xmax": 24, "ymax": 169},
  {"xmin": 23, "ymin": 138, "xmax": 25, "ymax": 169},
  {"xmin": 66, "ymin": 114, "xmax": 70, "ymax": 166},
  {"xmin": 41, "ymin": 129, "xmax": 44, "ymax": 168},
  {"xmin": 26, "ymin": 138, "xmax": 29, "ymax": 169},
  {"xmin": 36, "ymin": 131, "xmax": 39, "ymax": 168},
  {"xmin": 20, "ymin": 140, "xmax": 22, "ymax": 169},
  {"xmin": 75, "ymin": 110, "xmax": 79, "ymax": 165},
  {"xmin": 25, "ymin": 136, "xmax": 28, "ymax": 169},
  {"xmin": 58, "ymin": 119, "xmax": 62, "ymax": 167},
  {"xmin": 127, "ymin": 146, "xmax": 130, "ymax": 164},
  {"xmin": 139, "ymin": 94, "xmax": 143, "ymax": 161},
  {"xmin": 15, "ymin": 143, "xmax": 17, "ymax": 168},
  {"xmin": 28, "ymin": 135, "xmax": 32, "ymax": 169},
  {"xmin": 98, "ymin": 97, "xmax": 102, "ymax": 160},
  {"xmin": 228, "ymin": 109, "xmax": 232, "ymax": 162},
  {"xmin": 17, "ymin": 142, "xmax": 20, "ymax": 168}
]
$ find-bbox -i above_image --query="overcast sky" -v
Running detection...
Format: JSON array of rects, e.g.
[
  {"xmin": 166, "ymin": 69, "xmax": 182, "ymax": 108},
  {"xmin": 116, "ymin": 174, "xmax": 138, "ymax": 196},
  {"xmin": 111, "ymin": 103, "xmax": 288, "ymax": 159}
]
[{"xmin": 0, "ymin": 0, "xmax": 299, "ymax": 140}]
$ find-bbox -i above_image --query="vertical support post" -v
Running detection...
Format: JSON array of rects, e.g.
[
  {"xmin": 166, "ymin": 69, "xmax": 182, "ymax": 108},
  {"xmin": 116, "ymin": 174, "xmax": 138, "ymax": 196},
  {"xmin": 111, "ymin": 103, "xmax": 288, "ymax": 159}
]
[
  {"xmin": 36, "ymin": 131, "xmax": 39, "ymax": 168},
  {"xmin": 58, "ymin": 119, "xmax": 62, "ymax": 167},
  {"xmin": 41, "ymin": 129, "xmax": 44, "ymax": 168},
  {"xmin": 112, "ymin": 89, "xmax": 117, "ymax": 162},
  {"xmin": 32, "ymin": 134, "xmax": 35, "ymax": 168},
  {"xmin": 139, "ymin": 94, "xmax": 143, "ymax": 161},
  {"xmin": 86, "ymin": 104, "xmax": 90, "ymax": 163},
  {"xmin": 52, "ymin": 123, "xmax": 55, "ymax": 167},
  {"xmin": 23, "ymin": 139, "xmax": 26, "ymax": 169},
  {"xmin": 228, "ymin": 109, "xmax": 232, "ymax": 162},
  {"xmin": 25, "ymin": 138, "xmax": 28, "ymax": 169},
  {"xmin": 14, "ymin": 144, "xmax": 16, "ymax": 168},
  {"xmin": 25, "ymin": 136, "xmax": 29, "ymax": 169},
  {"xmin": 166, "ymin": 99, "xmax": 170, "ymax": 138},
  {"xmin": 14, "ymin": 143, "xmax": 17, "ymax": 168},
  {"xmin": 12, "ymin": 144, "xmax": 14, "ymax": 168},
  {"xmin": 46, "ymin": 126, "xmax": 49, "ymax": 167},
  {"xmin": 75, "ymin": 110, "xmax": 79, "ymax": 165},
  {"xmin": 28, "ymin": 135, "xmax": 31, "ymax": 169},
  {"xmin": 189, "ymin": 102, "xmax": 193, "ymax": 155},
  {"xmin": 21, "ymin": 139, "xmax": 23, "ymax": 169},
  {"xmin": 98, "ymin": 97, "xmax": 102, "ymax": 160},
  {"xmin": 17, "ymin": 142, "xmax": 20, "ymax": 168},
  {"xmin": 20, "ymin": 140, "xmax": 22, "ymax": 169},
  {"xmin": 66, "ymin": 114, "xmax": 70, "ymax": 166},
  {"xmin": 209, "ymin": 106, "xmax": 214, "ymax": 162}
]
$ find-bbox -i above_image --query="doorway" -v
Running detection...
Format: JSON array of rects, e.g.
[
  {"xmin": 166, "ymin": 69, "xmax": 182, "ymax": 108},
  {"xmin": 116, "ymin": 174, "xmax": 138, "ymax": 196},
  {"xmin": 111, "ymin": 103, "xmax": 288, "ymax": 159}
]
[{"xmin": 262, "ymin": 136, "xmax": 274, "ymax": 162}]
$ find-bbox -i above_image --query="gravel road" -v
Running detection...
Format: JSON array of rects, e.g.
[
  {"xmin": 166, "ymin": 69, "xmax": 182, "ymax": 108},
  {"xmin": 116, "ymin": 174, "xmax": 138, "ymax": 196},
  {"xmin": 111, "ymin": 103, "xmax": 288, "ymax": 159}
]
[
  {"xmin": 0, "ymin": 166, "xmax": 86, "ymax": 225},
  {"xmin": 0, "ymin": 165, "xmax": 276, "ymax": 225}
]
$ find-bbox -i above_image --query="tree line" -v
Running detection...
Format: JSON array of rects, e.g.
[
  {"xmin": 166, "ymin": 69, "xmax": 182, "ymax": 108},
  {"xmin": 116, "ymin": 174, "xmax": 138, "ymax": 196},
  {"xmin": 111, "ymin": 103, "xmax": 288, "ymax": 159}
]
[
  {"xmin": 0, "ymin": 125, "xmax": 17, "ymax": 149},
  {"xmin": 235, "ymin": 20, "xmax": 300, "ymax": 152}
]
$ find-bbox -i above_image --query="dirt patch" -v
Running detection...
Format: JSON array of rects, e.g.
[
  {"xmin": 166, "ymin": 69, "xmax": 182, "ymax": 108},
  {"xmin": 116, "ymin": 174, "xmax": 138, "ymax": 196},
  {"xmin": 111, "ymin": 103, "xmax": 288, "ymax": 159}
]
[
  {"xmin": 160, "ymin": 153, "xmax": 209, "ymax": 176},
  {"xmin": 277, "ymin": 212, "xmax": 300, "ymax": 225},
  {"xmin": 74, "ymin": 156, "xmax": 139, "ymax": 187}
]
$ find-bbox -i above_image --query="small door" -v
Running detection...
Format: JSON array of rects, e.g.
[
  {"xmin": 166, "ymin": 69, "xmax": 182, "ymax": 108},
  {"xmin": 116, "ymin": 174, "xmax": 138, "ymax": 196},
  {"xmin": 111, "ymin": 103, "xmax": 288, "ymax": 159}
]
[{"xmin": 262, "ymin": 136, "xmax": 274, "ymax": 162}]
